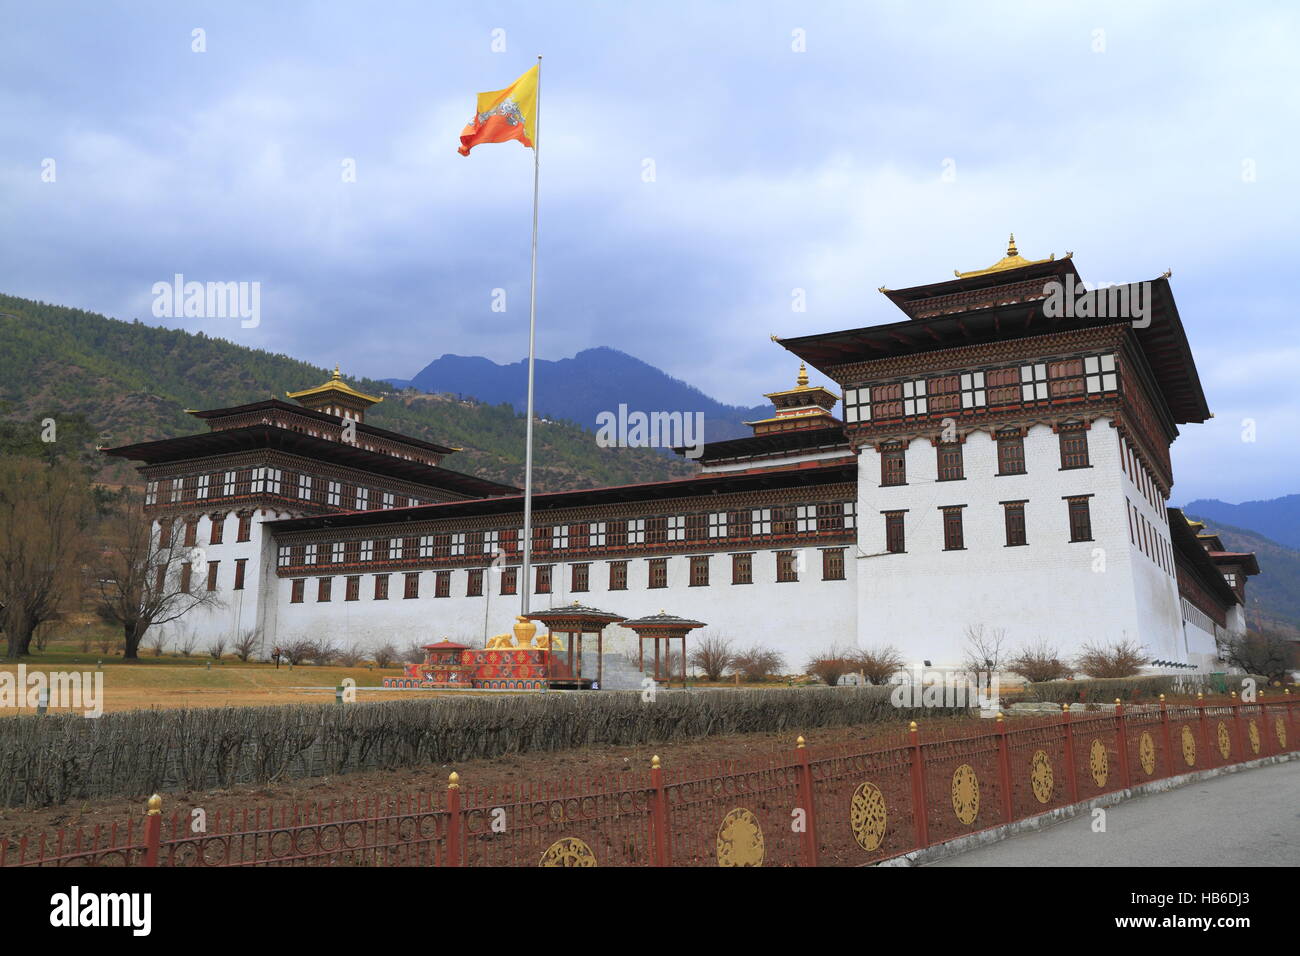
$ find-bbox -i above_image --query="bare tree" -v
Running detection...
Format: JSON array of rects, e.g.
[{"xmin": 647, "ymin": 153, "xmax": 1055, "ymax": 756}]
[
  {"xmin": 854, "ymin": 645, "xmax": 906, "ymax": 685},
  {"xmin": 1075, "ymin": 639, "xmax": 1147, "ymax": 678},
  {"xmin": 1219, "ymin": 628, "xmax": 1295, "ymax": 684},
  {"xmin": 231, "ymin": 629, "xmax": 260, "ymax": 663},
  {"xmin": 372, "ymin": 642, "xmax": 399, "ymax": 668},
  {"xmin": 93, "ymin": 493, "xmax": 222, "ymax": 660},
  {"xmin": 144, "ymin": 631, "xmax": 168, "ymax": 658},
  {"xmin": 310, "ymin": 638, "xmax": 338, "ymax": 666},
  {"xmin": 401, "ymin": 641, "xmax": 426, "ymax": 666},
  {"xmin": 962, "ymin": 624, "xmax": 1008, "ymax": 684},
  {"xmin": 206, "ymin": 636, "xmax": 228, "ymax": 660},
  {"xmin": 0, "ymin": 458, "xmax": 93, "ymax": 658},
  {"xmin": 174, "ymin": 628, "xmax": 198, "ymax": 657},
  {"xmin": 280, "ymin": 639, "xmax": 315, "ymax": 665},
  {"xmin": 1009, "ymin": 639, "xmax": 1072, "ymax": 683},
  {"xmin": 688, "ymin": 634, "xmax": 735, "ymax": 682}
]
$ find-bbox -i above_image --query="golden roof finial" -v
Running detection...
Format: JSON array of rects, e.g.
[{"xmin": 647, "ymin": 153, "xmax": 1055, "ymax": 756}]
[
  {"xmin": 1006, "ymin": 233, "xmax": 1018, "ymax": 257},
  {"xmin": 332, "ymin": 364, "xmax": 341, "ymax": 380},
  {"xmin": 796, "ymin": 362, "xmax": 809, "ymax": 388},
  {"xmin": 954, "ymin": 234, "xmax": 1055, "ymax": 279}
]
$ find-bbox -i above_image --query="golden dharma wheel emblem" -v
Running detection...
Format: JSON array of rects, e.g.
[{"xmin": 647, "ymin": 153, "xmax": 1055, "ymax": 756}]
[
  {"xmin": 716, "ymin": 807, "xmax": 765, "ymax": 867},
  {"xmin": 1088, "ymin": 738, "xmax": 1109, "ymax": 787},
  {"xmin": 1181, "ymin": 724, "xmax": 1197, "ymax": 767},
  {"xmin": 538, "ymin": 837, "xmax": 597, "ymax": 867},
  {"xmin": 951, "ymin": 764, "xmax": 980, "ymax": 825},
  {"xmin": 1248, "ymin": 720, "xmax": 1261, "ymax": 755},
  {"xmin": 849, "ymin": 782, "xmax": 888, "ymax": 851},
  {"xmin": 1277, "ymin": 716, "xmax": 1287, "ymax": 749},
  {"xmin": 1217, "ymin": 721, "xmax": 1231, "ymax": 760},
  {"xmin": 1029, "ymin": 750, "xmax": 1054, "ymax": 804},
  {"xmin": 1138, "ymin": 731, "xmax": 1157, "ymax": 776}
]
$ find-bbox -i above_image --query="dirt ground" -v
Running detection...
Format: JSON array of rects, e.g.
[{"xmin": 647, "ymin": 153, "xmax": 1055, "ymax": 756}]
[{"xmin": 0, "ymin": 718, "xmax": 955, "ymax": 841}]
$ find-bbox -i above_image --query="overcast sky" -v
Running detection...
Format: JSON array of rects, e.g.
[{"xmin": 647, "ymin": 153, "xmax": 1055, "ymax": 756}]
[{"xmin": 2, "ymin": 1, "xmax": 1296, "ymax": 504}]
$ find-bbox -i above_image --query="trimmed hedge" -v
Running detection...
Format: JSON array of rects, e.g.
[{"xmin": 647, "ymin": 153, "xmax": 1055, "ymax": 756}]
[
  {"xmin": 1026, "ymin": 673, "xmax": 1269, "ymax": 704},
  {"xmin": 0, "ymin": 686, "xmax": 970, "ymax": 808}
]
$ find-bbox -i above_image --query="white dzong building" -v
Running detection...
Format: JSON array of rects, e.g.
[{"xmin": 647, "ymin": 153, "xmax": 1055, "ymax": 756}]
[{"xmin": 105, "ymin": 241, "xmax": 1258, "ymax": 679}]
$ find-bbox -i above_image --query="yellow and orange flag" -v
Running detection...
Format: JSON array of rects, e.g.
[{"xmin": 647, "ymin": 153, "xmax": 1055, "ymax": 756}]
[{"xmin": 457, "ymin": 65, "xmax": 538, "ymax": 156}]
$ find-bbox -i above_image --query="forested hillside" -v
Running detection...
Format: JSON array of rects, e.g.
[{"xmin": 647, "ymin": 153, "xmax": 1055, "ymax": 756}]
[{"xmin": 0, "ymin": 294, "xmax": 695, "ymax": 491}]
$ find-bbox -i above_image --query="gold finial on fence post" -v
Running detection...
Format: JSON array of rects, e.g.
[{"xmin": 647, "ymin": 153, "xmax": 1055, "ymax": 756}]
[
  {"xmin": 1197, "ymin": 691, "xmax": 1204, "ymax": 701},
  {"xmin": 651, "ymin": 755, "xmax": 660, "ymax": 770},
  {"xmin": 996, "ymin": 712, "xmax": 1004, "ymax": 722},
  {"xmin": 448, "ymin": 771, "xmax": 460, "ymax": 790},
  {"xmin": 146, "ymin": 794, "xmax": 162, "ymax": 816},
  {"xmin": 796, "ymin": 735, "xmax": 806, "ymax": 749},
  {"xmin": 909, "ymin": 720, "xmax": 918, "ymax": 732}
]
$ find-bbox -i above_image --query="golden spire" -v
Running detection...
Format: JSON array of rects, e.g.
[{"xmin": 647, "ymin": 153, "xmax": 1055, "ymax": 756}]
[
  {"xmin": 955, "ymin": 233, "xmax": 1056, "ymax": 278},
  {"xmin": 796, "ymin": 362, "xmax": 809, "ymax": 388},
  {"xmin": 332, "ymin": 364, "xmax": 341, "ymax": 380}
]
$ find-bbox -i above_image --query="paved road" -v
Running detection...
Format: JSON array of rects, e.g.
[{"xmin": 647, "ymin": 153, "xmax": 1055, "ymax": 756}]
[{"xmin": 933, "ymin": 760, "xmax": 1300, "ymax": 866}]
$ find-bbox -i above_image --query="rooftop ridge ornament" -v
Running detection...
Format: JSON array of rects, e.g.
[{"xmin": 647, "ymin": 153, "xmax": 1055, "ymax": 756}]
[{"xmin": 954, "ymin": 233, "xmax": 1057, "ymax": 278}]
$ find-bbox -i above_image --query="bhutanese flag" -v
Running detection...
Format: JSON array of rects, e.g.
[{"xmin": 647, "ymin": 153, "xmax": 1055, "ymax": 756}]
[{"xmin": 457, "ymin": 65, "xmax": 538, "ymax": 156}]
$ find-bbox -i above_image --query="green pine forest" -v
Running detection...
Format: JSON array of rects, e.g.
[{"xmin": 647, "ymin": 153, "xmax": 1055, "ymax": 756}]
[{"xmin": 0, "ymin": 293, "xmax": 696, "ymax": 491}]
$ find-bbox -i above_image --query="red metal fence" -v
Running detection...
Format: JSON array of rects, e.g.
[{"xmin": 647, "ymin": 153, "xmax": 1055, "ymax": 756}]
[{"xmin": 2, "ymin": 693, "xmax": 1295, "ymax": 867}]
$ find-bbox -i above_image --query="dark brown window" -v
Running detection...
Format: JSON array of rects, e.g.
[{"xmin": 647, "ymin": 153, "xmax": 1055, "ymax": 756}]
[
  {"xmin": 885, "ymin": 512, "xmax": 905, "ymax": 554},
  {"xmin": 686, "ymin": 514, "xmax": 707, "ymax": 541},
  {"xmin": 290, "ymin": 578, "xmax": 304, "ymax": 603},
  {"xmin": 158, "ymin": 520, "xmax": 172, "ymax": 548},
  {"xmin": 648, "ymin": 558, "xmax": 668, "ymax": 589},
  {"xmin": 1067, "ymin": 497, "xmax": 1093, "ymax": 542},
  {"xmin": 570, "ymin": 523, "xmax": 590, "ymax": 551},
  {"xmin": 403, "ymin": 572, "xmax": 420, "ymax": 599},
  {"xmin": 1003, "ymin": 502, "xmax": 1027, "ymax": 546},
  {"xmin": 154, "ymin": 564, "xmax": 166, "ymax": 593},
  {"xmin": 727, "ymin": 510, "xmax": 752, "ymax": 539},
  {"xmin": 942, "ymin": 508, "xmax": 965, "ymax": 551},
  {"xmin": 822, "ymin": 548, "xmax": 845, "ymax": 581},
  {"xmin": 571, "ymin": 563, "xmax": 589, "ymax": 593},
  {"xmin": 435, "ymin": 570, "xmax": 451, "ymax": 598},
  {"xmin": 880, "ymin": 444, "xmax": 906, "ymax": 486},
  {"xmin": 646, "ymin": 517, "xmax": 668, "ymax": 546},
  {"xmin": 233, "ymin": 558, "xmax": 247, "ymax": 590},
  {"xmin": 775, "ymin": 550, "xmax": 798, "ymax": 583},
  {"xmin": 535, "ymin": 565, "xmax": 552, "ymax": 594},
  {"xmin": 237, "ymin": 513, "xmax": 252, "ymax": 542},
  {"xmin": 997, "ymin": 431, "xmax": 1026, "ymax": 475},
  {"xmin": 607, "ymin": 521, "xmax": 628, "ymax": 548},
  {"xmin": 609, "ymin": 561, "xmax": 628, "ymax": 590},
  {"xmin": 771, "ymin": 506, "xmax": 798, "ymax": 536},
  {"xmin": 180, "ymin": 562, "xmax": 193, "ymax": 593},
  {"xmin": 209, "ymin": 515, "xmax": 224, "ymax": 545},
  {"xmin": 500, "ymin": 566, "xmax": 517, "ymax": 596},
  {"xmin": 937, "ymin": 441, "xmax": 964, "ymax": 481},
  {"xmin": 467, "ymin": 568, "xmax": 484, "ymax": 597},
  {"xmin": 689, "ymin": 555, "xmax": 709, "ymax": 587},
  {"xmin": 374, "ymin": 574, "xmax": 389, "ymax": 600},
  {"xmin": 732, "ymin": 553, "xmax": 753, "ymax": 585},
  {"xmin": 345, "ymin": 575, "xmax": 360, "ymax": 601},
  {"xmin": 206, "ymin": 560, "xmax": 219, "ymax": 591},
  {"xmin": 317, "ymin": 577, "xmax": 332, "ymax": 602},
  {"xmin": 1059, "ymin": 424, "xmax": 1090, "ymax": 469},
  {"xmin": 184, "ymin": 519, "xmax": 199, "ymax": 547}
]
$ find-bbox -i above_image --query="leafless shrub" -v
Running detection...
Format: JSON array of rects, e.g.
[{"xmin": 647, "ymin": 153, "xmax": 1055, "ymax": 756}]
[
  {"xmin": 97, "ymin": 633, "xmax": 115, "ymax": 655},
  {"xmin": 688, "ymin": 635, "xmax": 734, "ymax": 682},
  {"xmin": 372, "ymin": 643, "xmax": 399, "ymax": 668},
  {"xmin": 401, "ymin": 641, "xmax": 426, "ymax": 666},
  {"xmin": 144, "ymin": 632, "xmax": 167, "ymax": 658},
  {"xmin": 310, "ymin": 639, "xmax": 338, "ymax": 666},
  {"xmin": 78, "ymin": 633, "xmax": 93, "ymax": 653},
  {"xmin": 206, "ymin": 637, "xmax": 227, "ymax": 660},
  {"xmin": 805, "ymin": 644, "xmax": 859, "ymax": 687},
  {"xmin": 231, "ymin": 629, "xmax": 259, "ymax": 663},
  {"xmin": 732, "ymin": 645, "xmax": 786, "ymax": 682},
  {"xmin": 279, "ymin": 639, "xmax": 315, "ymax": 666},
  {"xmin": 1075, "ymin": 639, "xmax": 1147, "ymax": 678},
  {"xmin": 1009, "ymin": 640, "xmax": 1072, "ymax": 683},
  {"xmin": 854, "ymin": 645, "xmax": 906, "ymax": 685},
  {"xmin": 335, "ymin": 642, "xmax": 365, "ymax": 667},
  {"xmin": 174, "ymin": 630, "xmax": 198, "ymax": 658}
]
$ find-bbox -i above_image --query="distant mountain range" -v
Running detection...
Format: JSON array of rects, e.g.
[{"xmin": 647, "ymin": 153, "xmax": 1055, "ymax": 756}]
[
  {"xmin": 1183, "ymin": 495, "xmax": 1300, "ymax": 552},
  {"xmin": 389, "ymin": 347, "xmax": 775, "ymax": 443},
  {"xmin": 0, "ymin": 294, "xmax": 694, "ymax": 491}
]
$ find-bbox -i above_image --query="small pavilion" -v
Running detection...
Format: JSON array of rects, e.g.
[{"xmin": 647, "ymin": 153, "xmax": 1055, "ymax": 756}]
[
  {"xmin": 524, "ymin": 603, "xmax": 626, "ymax": 689},
  {"xmin": 621, "ymin": 611, "xmax": 706, "ymax": 688}
]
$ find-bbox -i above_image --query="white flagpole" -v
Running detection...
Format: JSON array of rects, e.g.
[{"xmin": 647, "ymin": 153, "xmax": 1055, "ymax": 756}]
[{"xmin": 520, "ymin": 54, "xmax": 541, "ymax": 617}]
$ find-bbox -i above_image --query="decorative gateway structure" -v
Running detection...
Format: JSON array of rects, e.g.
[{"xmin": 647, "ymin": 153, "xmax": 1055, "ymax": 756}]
[{"xmin": 103, "ymin": 240, "xmax": 1260, "ymax": 680}]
